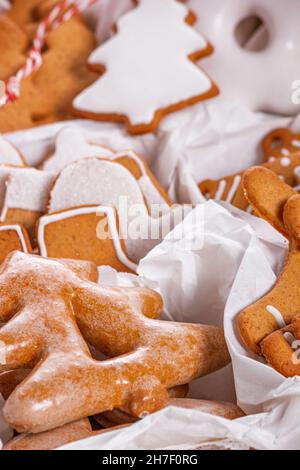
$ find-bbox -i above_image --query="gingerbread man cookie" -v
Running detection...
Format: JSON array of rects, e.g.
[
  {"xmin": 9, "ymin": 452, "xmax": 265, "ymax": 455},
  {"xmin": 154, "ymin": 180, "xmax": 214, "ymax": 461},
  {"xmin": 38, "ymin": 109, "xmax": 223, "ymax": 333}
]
[
  {"xmin": 237, "ymin": 167, "xmax": 300, "ymax": 376},
  {"xmin": 0, "ymin": 251, "xmax": 229, "ymax": 433},
  {"xmin": 73, "ymin": 0, "xmax": 218, "ymax": 135}
]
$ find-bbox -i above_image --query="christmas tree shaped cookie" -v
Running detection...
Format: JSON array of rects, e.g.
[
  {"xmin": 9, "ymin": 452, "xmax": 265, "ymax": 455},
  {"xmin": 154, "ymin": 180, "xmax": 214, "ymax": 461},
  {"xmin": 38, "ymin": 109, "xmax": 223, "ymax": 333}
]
[{"xmin": 73, "ymin": 0, "xmax": 219, "ymax": 135}]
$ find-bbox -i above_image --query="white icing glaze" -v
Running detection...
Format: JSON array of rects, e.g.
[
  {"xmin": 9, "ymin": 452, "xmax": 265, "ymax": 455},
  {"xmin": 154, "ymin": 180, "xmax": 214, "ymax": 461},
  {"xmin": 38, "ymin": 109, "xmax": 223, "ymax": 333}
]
[
  {"xmin": 283, "ymin": 332, "xmax": 300, "ymax": 365},
  {"xmin": 48, "ymin": 158, "xmax": 147, "ymax": 216},
  {"xmin": 266, "ymin": 305, "xmax": 286, "ymax": 329},
  {"xmin": 281, "ymin": 148, "xmax": 290, "ymax": 157},
  {"xmin": 292, "ymin": 140, "xmax": 300, "ymax": 148},
  {"xmin": 215, "ymin": 180, "xmax": 226, "ymax": 200},
  {"xmin": 0, "ymin": 135, "xmax": 24, "ymax": 167},
  {"xmin": 0, "ymin": 168, "xmax": 55, "ymax": 220},
  {"xmin": 37, "ymin": 206, "xmax": 137, "ymax": 272},
  {"xmin": 0, "ymin": 224, "xmax": 29, "ymax": 253},
  {"xmin": 193, "ymin": 0, "xmax": 300, "ymax": 115},
  {"xmin": 214, "ymin": 175, "xmax": 241, "ymax": 203},
  {"xmin": 225, "ymin": 175, "xmax": 241, "ymax": 203},
  {"xmin": 280, "ymin": 157, "xmax": 291, "ymax": 167},
  {"xmin": 294, "ymin": 166, "xmax": 300, "ymax": 182},
  {"xmin": 74, "ymin": 0, "xmax": 213, "ymax": 126},
  {"xmin": 283, "ymin": 332, "xmax": 295, "ymax": 346},
  {"xmin": 48, "ymin": 158, "xmax": 148, "ymax": 261},
  {"xmin": 42, "ymin": 126, "xmax": 114, "ymax": 173}
]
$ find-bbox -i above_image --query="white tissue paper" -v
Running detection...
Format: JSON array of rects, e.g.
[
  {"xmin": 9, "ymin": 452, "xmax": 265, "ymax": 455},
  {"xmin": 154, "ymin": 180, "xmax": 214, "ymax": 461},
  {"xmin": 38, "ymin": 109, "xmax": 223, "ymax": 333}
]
[{"xmin": 1, "ymin": 0, "xmax": 300, "ymax": 451}]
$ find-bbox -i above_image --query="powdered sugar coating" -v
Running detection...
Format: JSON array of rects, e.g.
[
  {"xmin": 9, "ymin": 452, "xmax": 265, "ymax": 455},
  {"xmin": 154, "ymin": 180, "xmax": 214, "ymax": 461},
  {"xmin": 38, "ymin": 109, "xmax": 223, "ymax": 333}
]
[
  {"xmin": 0, "ymin": 252, "xmax": 229, "ymax": 434},
  {"xmin": 42, "ymin": 126, "xmax": 114, "ymax": 174},
  {"xmin": 0, "ymin": 167, "xmax": 55, "ymax": 217}
]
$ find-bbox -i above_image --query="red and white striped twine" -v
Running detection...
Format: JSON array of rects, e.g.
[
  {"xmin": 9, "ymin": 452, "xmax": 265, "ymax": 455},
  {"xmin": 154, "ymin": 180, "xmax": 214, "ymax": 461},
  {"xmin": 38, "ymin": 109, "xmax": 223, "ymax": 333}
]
[{"xmin": 0, "ymin": 0, "xmax": 98, "ymax": 107}]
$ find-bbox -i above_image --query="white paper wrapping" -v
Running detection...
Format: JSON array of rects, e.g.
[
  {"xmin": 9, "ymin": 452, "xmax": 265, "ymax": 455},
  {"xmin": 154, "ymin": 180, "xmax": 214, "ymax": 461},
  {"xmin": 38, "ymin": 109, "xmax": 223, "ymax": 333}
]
[{"xmin": 1, "ymin": 0, "xmax": 300, "ymax": 451}]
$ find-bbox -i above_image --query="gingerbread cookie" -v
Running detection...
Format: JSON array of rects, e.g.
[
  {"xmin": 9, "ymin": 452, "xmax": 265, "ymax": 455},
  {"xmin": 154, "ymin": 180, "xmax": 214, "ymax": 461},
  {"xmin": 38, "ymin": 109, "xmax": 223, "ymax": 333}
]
[
  {"xmin": 41, "ymin": 158, "xmax": 178, "ymax": 266},
  {"xmin": 0, "ymin": 11, "xmax": 97, "ymax": 132},
  {"xmin": 7, "ymin": 1, "xmax": 51, "ymax": 29},
  {"xmin": 94, "ymin": 384, "xmax": 189, "ymax": 428},
  {"xmin": 2, "ymin": 418, "xmax": 93, "ymax": 451},
  {"xmin": 111, "ymin": 151, "xmax": 172, "ymax": 208},
  {"xmin": 0, "ymin": 369, "xmax": 30, "ymax": 400},
  {"xmin": 3, "ymin": 422, "xmax": 128, "ymax": 451},
  {"xmin": 0, "ymin": 225, "xmax": 32, "ymax": 263},
  {"xmin": 0, "ymin": 167, "xmax": 55, "ymax": 241},
  {"xmin": 0, "ymin": 251, "xmax": 229, "ymax": 433},
  {"xmin": 0, "ymin": 135, "xmax": 26, "ymax": 167},
  {"xmin": 73, "ymin": 0, "xmax": 219, "ymax": 135},
  {"xmin": 237, "ymin": 168, "xmax": 300, "ymax": 377},
  {"xmin": 41, "ymin": 125, "xmax": 114, "ymax": 173},
  {"xmin": 262, "ymin": 128, "xmax": 300, "ymax": 163},
  {"xmin": 37, "ymin": 206, "xmax": 137, "ymax": 272},
  {"xmin": 95, "ymin": 397, "xmax": 244, "ymax": 429},
  {"xmin": 199, "ymin": 153, "xmax": 300, "ymax": 211},
  {"xmin": 41, "ymin": 126, "xmax": 171, "ymax": 207}
]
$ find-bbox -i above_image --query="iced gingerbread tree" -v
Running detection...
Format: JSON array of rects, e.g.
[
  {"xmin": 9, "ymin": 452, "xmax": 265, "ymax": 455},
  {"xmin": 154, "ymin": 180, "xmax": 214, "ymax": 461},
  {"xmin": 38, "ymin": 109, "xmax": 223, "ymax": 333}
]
[{"xmin": 73, "ymin": 0, "xmax": 218, "ymax": 135}]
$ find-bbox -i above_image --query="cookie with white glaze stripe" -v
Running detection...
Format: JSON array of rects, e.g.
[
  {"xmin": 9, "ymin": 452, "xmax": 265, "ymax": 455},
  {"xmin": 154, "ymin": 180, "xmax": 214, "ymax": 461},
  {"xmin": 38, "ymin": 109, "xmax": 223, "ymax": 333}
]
[
  {"xmin": 237, "ymin": 168, "xmax": 300, "ymax": 373},
  {"xmin": 73, "ymin": 0, "xmax": 219, "ymax": 135}
]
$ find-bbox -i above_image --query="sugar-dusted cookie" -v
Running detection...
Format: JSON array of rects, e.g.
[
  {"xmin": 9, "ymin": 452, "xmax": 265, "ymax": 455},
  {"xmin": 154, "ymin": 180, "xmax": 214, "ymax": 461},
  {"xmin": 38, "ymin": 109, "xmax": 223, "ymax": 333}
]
[
  {"xmin": 41, "ymin": 125, "xmax": 114, "ymax": 173},
  {"xmin": 44, "ymin": 158, "xmax": 179, "ymax": 265},
  {"xmin": 237, "ymin": 168, "xmax": 300, "ymax": 376},
  {"xmin": 0, "ymin": 134, "xmax": 26, "ymax": 166},
  {"xmin": 0, "ymin": 167, "xmax": 55, "ymax": 241},
  {"xmin": 199, "ymin": 153, "xmax": 300, "ymax": 211},
  {"xmin": 0, "ymin": 369, "xmax": 30, "ymax": 400},
  {"xmin": 3, "ymin": 418, "xmax": 93, "ymax": 451},
  {"xmin": 37, "ymin": 206, "xmax": 137, "ymax": 272},
  {"xmin": 0, "ymin": 251, "xmax": 229, "ymax": 433},
  {"xmin": 3, "ymin": 421, "xmax": 129, "ymax": 451},
  {"xmin": 0, "ymin": 224, "xmax": 32, "ymax": 263},
  {"xmin": 95, "ymin": 397, "xmax": 244, "ymax": 428},
  {"xmin": 43, "ymin": 126, "xmax": 170, "ymax": 207},
  {"xmin": 262, "ymin": 128, "xmax": 300, "ymax": 163},
  {"xmin": 73, "ymin": 0, "xmax": 219, "ymax": 135}
]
